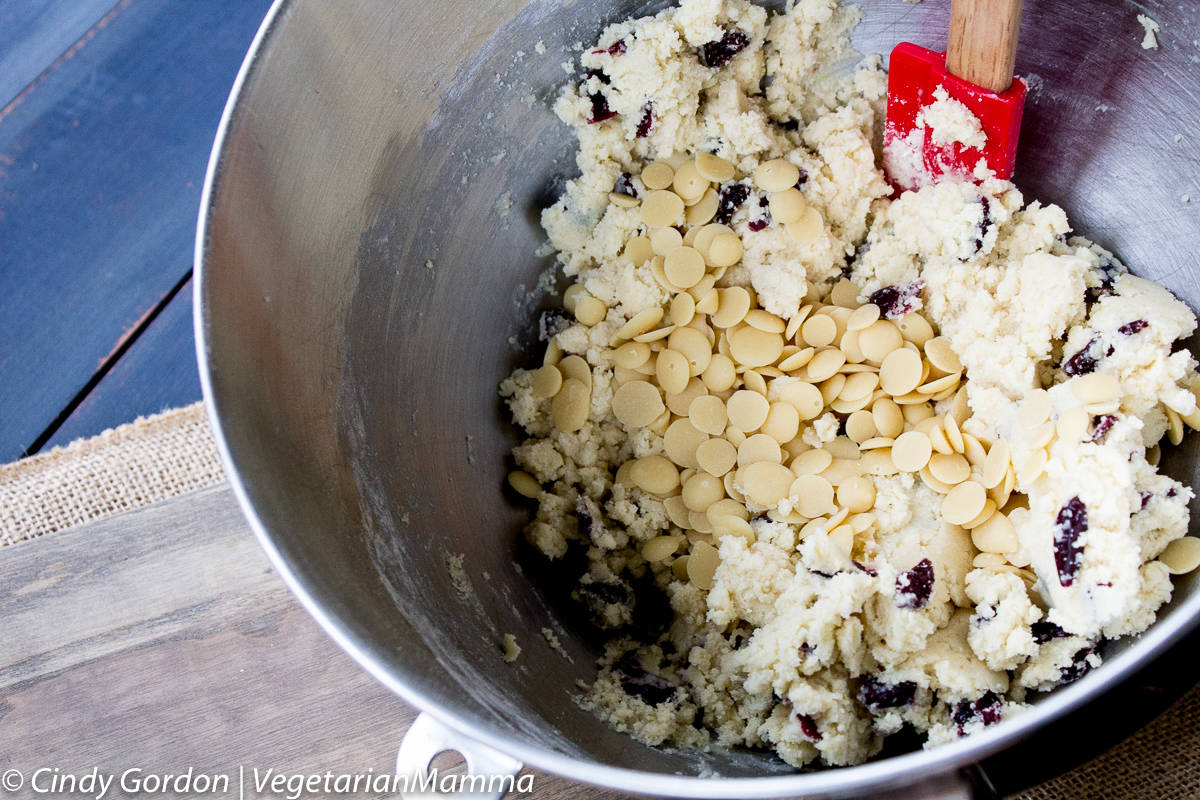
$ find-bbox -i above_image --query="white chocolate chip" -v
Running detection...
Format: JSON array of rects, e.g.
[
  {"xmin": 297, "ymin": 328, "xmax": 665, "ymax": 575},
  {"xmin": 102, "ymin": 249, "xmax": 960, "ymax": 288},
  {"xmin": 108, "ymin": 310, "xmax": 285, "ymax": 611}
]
[
  {"xmin": 697, "ymin": 438, "xmax": 737, "ymax": 476},
  {"xmin": 615, "ymin": 308, "xmax": 666, "ymax": 341},
  {"xmin": 507, "ymin": 470, "xmax": 541, "ymax": 498},
  {"xmin": 686, "ymin": 540, "xmax": 720, "ymax": 589},
  {"xmin": 789, "ymin": 474, "xmax": 836, "ymax": 517},
  {"xmin": 892, "ymin": 430, "xmax": 933, "ymax": 472},
  {"xmin": 879, "ymin": 349, "xmax": 923, "ymax": 396},
  {"xmin": 712, "ymin": 287, "xmax": 752, "ymax": 328},
  {"xmin": 695, "ymin": 152, "xmax": 735, "ymax": 183},
  {"xmin": 729, "ymin": 327, "xmax": 784, "ymax": 368},
  {"xmin": 801, "ymin": 314, "xmax": 838, "ymax": 348},
  {"xmin": 741, "ymin": 461, "xmax": 796, "ymax": 507},
  {"xmin": 612, "ymin": 380, "xmax": 666, "ymax": 428},
  {"xmin": 531, "ymin": 364, "xmax": 564, "ymax": 398},
  {"xmin": 1072, "ymin": 373, "xmax": 1120, "ymax": 405},
  {"xmin": 924, "ymin": 337, "xmax": 962, "ymax": 374},
  {"xmin": 629, "ymin": 455, "xmax": 679, "ymax": 495},
  {"xmin": 551, "ymin": 378, "xmax": 590, "ymax": 432},
  {"xmin": 1160, "ymin": 537, "xmax": 1200, "ymax": 574},
  {"xmin": 640, "ymin": 190, "xmax": 685, "ymax": 227},
  {"xmin": 727, "ymin": 389, "xmax": 771, "ymax": 432},
  {"xmin": 754, "ymin": 158, "xmax": 801, "ymax": 192},
  {"xmin": 682, "ymin": 471, "xmax": 725, "ymax": 511},
  {"xmin": 640, "ymin": 161, "xmax": 674, "ymax": 190},
  {"xmin": 941, "ymin": 480, "xmax": 987, "ymax": 525}
]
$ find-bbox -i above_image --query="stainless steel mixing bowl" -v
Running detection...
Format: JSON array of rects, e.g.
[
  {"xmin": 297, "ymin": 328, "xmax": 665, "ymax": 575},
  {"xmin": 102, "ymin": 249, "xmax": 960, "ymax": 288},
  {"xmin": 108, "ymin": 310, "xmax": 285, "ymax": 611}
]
[{"xmin": 195, "ymin": 0, "xmax": 1200, "ymax": 796}]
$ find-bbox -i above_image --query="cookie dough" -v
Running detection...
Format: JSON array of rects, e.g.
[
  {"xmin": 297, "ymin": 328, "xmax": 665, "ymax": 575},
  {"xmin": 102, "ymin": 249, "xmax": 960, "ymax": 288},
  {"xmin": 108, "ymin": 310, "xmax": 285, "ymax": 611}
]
[{"xmin": 500, "ymin": 0, "xmax": 1200, "ymax": 769}]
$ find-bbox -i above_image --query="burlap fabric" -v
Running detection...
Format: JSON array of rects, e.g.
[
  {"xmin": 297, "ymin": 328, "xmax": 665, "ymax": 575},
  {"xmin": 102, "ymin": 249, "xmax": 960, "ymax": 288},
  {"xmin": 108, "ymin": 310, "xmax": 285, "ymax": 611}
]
[
  {"xmin": 0, "ymin": 401, "xmax": 1195, "ymax": 798},
  {"xmin": 0, "ymin": 403, "xmax": 224, "ymax": 545}
]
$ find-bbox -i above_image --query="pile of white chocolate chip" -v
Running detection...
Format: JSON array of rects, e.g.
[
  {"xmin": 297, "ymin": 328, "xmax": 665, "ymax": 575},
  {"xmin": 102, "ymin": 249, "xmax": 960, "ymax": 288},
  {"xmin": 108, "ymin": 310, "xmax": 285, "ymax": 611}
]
[{"xmin": 507, "ymin": 153, "xmax": 1200, "ymax": 593}]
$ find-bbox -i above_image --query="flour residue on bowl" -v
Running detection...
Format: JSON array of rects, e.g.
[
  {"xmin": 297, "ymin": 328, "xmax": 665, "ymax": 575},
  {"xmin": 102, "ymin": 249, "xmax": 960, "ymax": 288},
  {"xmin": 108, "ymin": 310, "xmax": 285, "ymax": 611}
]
[{"xmin": 497, "ymin": 0, "xmax": 1200, "ymax": 770}]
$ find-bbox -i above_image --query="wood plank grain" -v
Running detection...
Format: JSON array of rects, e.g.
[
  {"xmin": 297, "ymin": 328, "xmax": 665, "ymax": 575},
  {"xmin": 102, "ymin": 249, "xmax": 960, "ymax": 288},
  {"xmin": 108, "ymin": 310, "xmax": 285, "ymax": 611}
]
[
  {"xmin": 946, "ymin": 0, "xmax": 1023, "ymax": 93},
  {"xmin": 0, "ymin": 0, "xmax": 273, "ymax": 461},
  {"xmin": 0, "ymin": 0, "xmax": 119, "ymax": 110},
  {"xmin": 3, "ymin": 486, "xmax": 1194, "ymax": 799},
  {"xmin": 44, "ymin": 276, "xmax": 201, "ymax": 450},
  {"xmin": 0, "ymin": 486, "xmax": 629, "ymax": 800}
]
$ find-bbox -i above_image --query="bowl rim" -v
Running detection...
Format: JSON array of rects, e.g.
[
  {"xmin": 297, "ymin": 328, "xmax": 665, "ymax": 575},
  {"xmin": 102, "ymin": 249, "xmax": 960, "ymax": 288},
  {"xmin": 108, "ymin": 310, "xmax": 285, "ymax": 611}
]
[{"xmin": 194, "ymin": 1, "xmax": 1200, "ymax": 796}]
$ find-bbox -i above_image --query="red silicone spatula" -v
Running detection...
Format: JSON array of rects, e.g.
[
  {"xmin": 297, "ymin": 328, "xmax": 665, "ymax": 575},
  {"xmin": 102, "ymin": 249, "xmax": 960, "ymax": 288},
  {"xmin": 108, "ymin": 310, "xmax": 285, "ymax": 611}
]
[{"xmin": 883, "ymin": 0, "xmax": 1027, "ymax": 191}]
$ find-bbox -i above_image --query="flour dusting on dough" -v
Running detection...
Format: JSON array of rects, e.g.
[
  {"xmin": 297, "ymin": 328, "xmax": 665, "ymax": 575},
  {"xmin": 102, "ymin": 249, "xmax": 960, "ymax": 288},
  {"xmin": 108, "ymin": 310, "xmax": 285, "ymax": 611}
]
[
  {"xmin": 1138, "ymin": 14, "xmax": 1160, "ymax": 50},
  {"xmin": 499, "ymin": 0, "xmax": 1200, "ymax": 769}
]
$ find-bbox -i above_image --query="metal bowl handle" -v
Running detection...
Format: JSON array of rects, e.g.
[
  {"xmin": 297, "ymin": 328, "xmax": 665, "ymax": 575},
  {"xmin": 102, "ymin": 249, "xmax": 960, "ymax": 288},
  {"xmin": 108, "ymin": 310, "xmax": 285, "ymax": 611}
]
[
  {"xmin": 396, "ymin": 712, "xmax": 989, "ymax": 800},
  {"xmin": 876, "ymin": 767, "xmax": 991, "ymax": 800},
  {"xmin": 396, "ymin": 713, "xmax": 524, "ymax": 799}
]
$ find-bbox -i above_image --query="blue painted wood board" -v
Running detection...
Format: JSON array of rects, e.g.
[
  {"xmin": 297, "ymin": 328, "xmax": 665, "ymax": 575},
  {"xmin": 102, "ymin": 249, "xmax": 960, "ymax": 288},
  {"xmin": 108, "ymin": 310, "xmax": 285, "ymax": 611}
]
[
  {"xmin": 45, "ymin": 277, "xmax": 201, "ymax": 450},
  {"xmin": 0, "ymin": 0, "xmax": 273, "ymax": 460},
  {"xmin": 0, "ymin": 0, "xmax": 120, "ymax": 110}
]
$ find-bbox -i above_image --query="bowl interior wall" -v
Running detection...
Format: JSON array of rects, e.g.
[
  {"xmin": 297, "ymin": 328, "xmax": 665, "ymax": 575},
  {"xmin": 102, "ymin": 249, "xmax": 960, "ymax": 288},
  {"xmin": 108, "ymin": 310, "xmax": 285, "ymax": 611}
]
[{"xmin": 202, "ymin": 0, "xmax": 1200, "ymax": 784}]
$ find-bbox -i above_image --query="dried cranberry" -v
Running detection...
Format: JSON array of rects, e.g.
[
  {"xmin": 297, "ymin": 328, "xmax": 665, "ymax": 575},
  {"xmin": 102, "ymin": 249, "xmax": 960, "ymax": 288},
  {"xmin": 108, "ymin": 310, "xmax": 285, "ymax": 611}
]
[
  {"xmin": 538, "ymin": 309, "xmax": 573, "ymax": 341},
  {"xmin": 852, "ymin": 559, "xmax": 878, "ymax": 577},
  {"xmin": 577, "ymin": 580, "xmax": 630, "ymax": 621},
  {"xmin": 972, "ymin": 197, "xmax": 992, "ymax": 255},
  {"xmin": 590, "ymin": 39, "xmax": 627, "ymax": 56},
  {"xmin": 587, "ymin": 92, "xmax": 617, "ymax": 124},
  {"xmin": 617, "ymin": 661, "xmax": 676, "ymax": 705},
  {"xmin": 748, "ymin": 195, "xmax": 772, "ymax": 230},
  {"xmin": 974, "ymin": 605, "xmax": 997, "ymax": 624},
  {"xmin": 1031, "ymin": 620, "xmax": 1069, "ymax": 644},
  {"xmin": 952, "ymin": 691, "xmax": 1002, "ymax": 734},
  {"xmin": 977, "ymin": 693, "xmax": 1003, "ymax": 725},
  {"xmin": 1140, "ymin": 491, "xmax": 1153, "ymax": 510},
  {"xmin": 578, "ymin": 580, "xmax": 628, "ymax": 606},
  {"xmin": 1062, "ymin": 336, "xmax": 1101, "ymax": 376},
  {"xmin": 635, "ymin": 103, "xmax": 654, "ymax": 138},
  {"xmin": 699, "ymin": 30, "xmax": 750, "ymax": 68},
  {"xmin": 794, "ymin": 168, "xmax": 809, "ymax": 187},
  {"xmin": 1085, "ymin": 256, "xmax": 1123, "ymax": 306},
  {"xmin": 895, "ymin": 558, "xmax": 935, "ymax": 609},
  {"xmin": 869, "ymin": 281, "xmax": 925, "ymax": 319},
  {"xmin": 858, "ymin": 676, "xmax": 917, "ymax": 710},
  {"xmin": 1059, "ymin": 647, "xmax": 1095, "ymax": 684},
  {"xmin": 796, "ymin": 713, "xmax": 822, "ymax": 741},
  {"xmin": 612, "ymin": 172, "xmax": 638, "ymax": 199},
  {"xmin": 1118, "ymin": 320, "xmax": 1148, "ymax": 335},
  {"xmin": 1053, "ymin": 497, "xmax": 1087, "ymax": 587},
  {"xmin": 714, "ymin": 182, "xmax": 750, "ymax": 225},
  {"xmin": 950, "ymin": 700, "xmax": 972, "ymax": 729},
  {"xmin": 575, "ymin": 495, "xmax": 604, "ymax": 541},
  {"xmin": 1088, "ymin": 414, "xmax": 1117, "ymax": 443}
]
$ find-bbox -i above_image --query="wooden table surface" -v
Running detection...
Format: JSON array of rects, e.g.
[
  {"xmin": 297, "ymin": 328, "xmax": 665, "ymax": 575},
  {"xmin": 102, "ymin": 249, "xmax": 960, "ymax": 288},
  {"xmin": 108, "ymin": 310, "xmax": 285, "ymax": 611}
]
[
  {"xmin": 0, "ymin": 0, "xmax": 273, "ymax": 461},
  {"xmin": 0, "ymin": 485, "xmax": 628, "ymax": 800},
  {"xmin": 4, "ymin": 3, "xmax": 1199, "ymax": 798},
  {"xmin": 1, "ymin": 484, "xmax": 1197, "ymax": 800}
]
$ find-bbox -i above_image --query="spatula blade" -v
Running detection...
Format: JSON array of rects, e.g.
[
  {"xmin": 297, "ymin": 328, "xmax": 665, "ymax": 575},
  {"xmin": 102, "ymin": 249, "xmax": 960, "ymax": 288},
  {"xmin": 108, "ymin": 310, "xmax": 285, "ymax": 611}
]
[{"xmin": 884, "ymin": 42, "xmax": 1026, "ymax": 190}]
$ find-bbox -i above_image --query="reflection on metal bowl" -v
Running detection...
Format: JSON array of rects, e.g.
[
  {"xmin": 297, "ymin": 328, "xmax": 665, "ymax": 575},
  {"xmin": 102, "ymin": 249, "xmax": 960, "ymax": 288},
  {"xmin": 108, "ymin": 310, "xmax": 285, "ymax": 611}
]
[{"xmin": 196, "ymin": 1, "xmax": 1200, "ymax": 796}]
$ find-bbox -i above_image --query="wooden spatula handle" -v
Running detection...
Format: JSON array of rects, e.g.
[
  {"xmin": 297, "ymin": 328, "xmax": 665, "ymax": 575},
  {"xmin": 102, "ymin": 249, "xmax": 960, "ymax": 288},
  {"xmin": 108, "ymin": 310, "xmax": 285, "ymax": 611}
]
[{"xmin": 946, "ymin": 0, "xmax": 1023, "ymax": 93}]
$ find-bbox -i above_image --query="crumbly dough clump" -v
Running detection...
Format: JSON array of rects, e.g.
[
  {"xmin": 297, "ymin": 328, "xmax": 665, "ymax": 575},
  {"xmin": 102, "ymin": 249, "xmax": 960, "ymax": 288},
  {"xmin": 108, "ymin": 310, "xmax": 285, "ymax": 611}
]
[{"xmin": 500, "ymin": 0, "xmax": 1200, "ymax": 769}]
